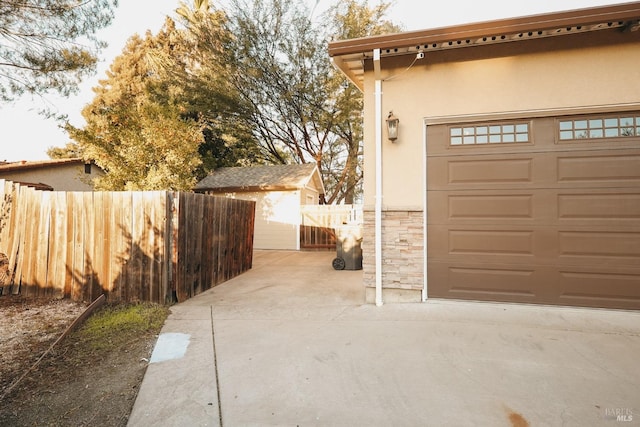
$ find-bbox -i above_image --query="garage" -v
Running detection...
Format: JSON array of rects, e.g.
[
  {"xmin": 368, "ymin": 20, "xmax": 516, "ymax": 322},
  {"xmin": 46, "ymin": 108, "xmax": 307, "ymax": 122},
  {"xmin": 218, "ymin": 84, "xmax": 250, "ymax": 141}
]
[
  {"xmin": 427, "ymin": 114, "xmax": 640, "ymax": 309},
  {"xmin": 328, "ymin": 2, "xmax": 640, "ymax": 308}
]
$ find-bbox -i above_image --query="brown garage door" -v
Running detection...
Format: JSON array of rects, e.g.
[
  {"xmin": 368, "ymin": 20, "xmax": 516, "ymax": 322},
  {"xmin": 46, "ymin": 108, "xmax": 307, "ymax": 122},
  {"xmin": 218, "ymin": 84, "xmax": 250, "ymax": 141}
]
[{"xmin": 427, "ymin": 114, "xmax": 640, "ymax": 309}]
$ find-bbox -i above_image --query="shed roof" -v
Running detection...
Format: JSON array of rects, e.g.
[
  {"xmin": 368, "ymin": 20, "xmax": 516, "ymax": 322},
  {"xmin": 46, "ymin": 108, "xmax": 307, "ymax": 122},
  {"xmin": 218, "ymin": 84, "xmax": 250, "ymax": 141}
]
[
  {"xmin": 195, "ymin": 163, "xmax": 325, "ymax": 194},
  {"xmin": 328, "ymin": 2, "xmax": 640, "ymax": 90}
]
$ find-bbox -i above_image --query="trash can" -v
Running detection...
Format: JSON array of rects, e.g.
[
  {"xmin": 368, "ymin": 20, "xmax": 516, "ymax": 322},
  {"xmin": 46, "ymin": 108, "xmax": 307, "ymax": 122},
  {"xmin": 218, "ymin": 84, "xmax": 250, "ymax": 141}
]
[{"xmin": 332, "ymin": 224, "xmax": 363, "ymax": 270}]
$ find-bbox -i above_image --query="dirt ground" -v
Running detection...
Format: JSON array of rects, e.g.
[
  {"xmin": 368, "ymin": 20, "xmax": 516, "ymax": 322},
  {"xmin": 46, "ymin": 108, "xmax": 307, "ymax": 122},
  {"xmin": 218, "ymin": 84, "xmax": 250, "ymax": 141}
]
[{"xmin": 0, "ymin": 296, "xmax": 166, "ymax": 427}]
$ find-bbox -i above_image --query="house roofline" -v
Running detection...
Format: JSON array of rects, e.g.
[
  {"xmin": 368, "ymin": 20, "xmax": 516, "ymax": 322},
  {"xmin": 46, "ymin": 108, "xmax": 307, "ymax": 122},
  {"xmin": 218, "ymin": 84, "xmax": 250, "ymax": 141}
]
[
  {"xmin": 328, "ymin": 2, "xmax": 640, "ymax": 90},
  {"xmin": 0, "ymin": 158, "xmax": 93, "ymax": 173}
]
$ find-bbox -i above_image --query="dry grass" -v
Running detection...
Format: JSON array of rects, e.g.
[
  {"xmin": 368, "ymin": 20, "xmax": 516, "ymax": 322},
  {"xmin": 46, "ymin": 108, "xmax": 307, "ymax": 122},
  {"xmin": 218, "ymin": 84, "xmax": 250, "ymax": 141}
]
[{"xmin": 0, "ymin": 297, "xmax": 169, "ymax": 426}]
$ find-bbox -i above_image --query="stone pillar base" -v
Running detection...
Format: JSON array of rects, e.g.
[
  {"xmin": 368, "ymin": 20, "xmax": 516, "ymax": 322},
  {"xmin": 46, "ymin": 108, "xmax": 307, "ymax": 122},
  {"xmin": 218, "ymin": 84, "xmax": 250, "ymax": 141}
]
[{"xmin": 365, "ymin": 287, "xmax": 423, "ymax": 304}]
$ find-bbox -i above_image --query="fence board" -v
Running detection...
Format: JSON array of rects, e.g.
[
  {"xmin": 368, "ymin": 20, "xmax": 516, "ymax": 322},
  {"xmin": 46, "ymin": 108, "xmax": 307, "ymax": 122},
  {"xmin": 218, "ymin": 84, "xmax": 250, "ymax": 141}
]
[
  {"xmin": 21, "ymin": 187, "xmax": 39, "ymax": 296},
  {"xmin": 45, "ymin": 192, "xmax": 65, "ymax": 297},
  {"xmin": 0, "ymin": 180, "xmax": 19, "ymax": 294},
  {"xmin": 7, "ymin": 182, "xmax": 21, "ymax": 294},
  {"xmin": 168, "ymin": 192, "xmax": 179, "ymax": 301},
  {"xmin": 97, "ymin": 192, "xmax": 111, "ymax": 298},
  {"xmin": 175, "ymin": 193, "xmax": 187, "ymax": 301},
  {"xmin": 102, "ymin": 192, "xmax": 115, "ymax": 298},
  {"xmin": 36, "ymin": 191, "xmax": 52, "ymax": 294},
  {"xmin": 0, "ymin": 181, "xmax": 12, "ymax": 255},
  {"xmin": 109, "ymin": 192, "xmax": 122, "ymax": 301}
]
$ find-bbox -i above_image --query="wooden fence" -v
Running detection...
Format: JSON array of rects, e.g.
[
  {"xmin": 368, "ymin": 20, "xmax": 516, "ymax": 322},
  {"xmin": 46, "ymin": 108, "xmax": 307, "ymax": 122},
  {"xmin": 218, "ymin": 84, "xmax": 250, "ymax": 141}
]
[
  {"xmin": 0, "ymin": 180, "xmax": 255, "ymax": 303},
  {"xmin": 300, "ymin": 204, "xmax": 362, "ymax": 250}
]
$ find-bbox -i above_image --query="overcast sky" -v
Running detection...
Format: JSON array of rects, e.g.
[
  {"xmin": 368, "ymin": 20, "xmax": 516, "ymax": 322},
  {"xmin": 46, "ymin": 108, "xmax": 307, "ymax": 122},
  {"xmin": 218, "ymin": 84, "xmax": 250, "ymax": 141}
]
[{"xmin": 0, "ymin": 0, "xmax": 623, "ymax": 161}]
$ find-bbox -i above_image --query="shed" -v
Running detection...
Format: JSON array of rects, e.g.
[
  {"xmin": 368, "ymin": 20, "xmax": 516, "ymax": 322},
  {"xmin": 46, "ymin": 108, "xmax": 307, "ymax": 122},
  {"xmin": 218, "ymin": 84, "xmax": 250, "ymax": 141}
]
[
  {"xmin": 195, "ymin": 164, "xmax": 325, "ymax": 250},
  {"xmin": 329, "ymin": 2, "xmax": 640, "ymax": 309}
]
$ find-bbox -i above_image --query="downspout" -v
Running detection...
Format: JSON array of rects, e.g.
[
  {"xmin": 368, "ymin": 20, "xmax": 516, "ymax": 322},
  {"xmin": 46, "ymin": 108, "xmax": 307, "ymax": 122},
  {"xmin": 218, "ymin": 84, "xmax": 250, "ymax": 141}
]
[
  {"xmin": 422, "ymin": 120, "xmax": 428, "ymax": 302},
  {"xmin": 374, "ymin": 48, "xmax": 383, "ymax": 307}
]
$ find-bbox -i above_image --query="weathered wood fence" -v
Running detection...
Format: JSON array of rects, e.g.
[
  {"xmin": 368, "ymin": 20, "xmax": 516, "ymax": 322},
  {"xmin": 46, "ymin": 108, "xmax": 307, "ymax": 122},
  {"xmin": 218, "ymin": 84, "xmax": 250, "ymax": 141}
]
[
  {"xmin": 300, "ymin": 204, "xmax": 362, "ymax": 250},
  {"xmin": 0, "ymin": 180, "xmax": 255, "ymax": 303}
]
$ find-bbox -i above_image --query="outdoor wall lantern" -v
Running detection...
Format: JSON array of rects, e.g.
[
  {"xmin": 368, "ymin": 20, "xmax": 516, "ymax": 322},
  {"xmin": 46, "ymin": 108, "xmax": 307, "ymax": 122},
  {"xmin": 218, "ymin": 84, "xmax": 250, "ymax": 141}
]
[{"xmin": 386, "ymin": 111, "xmax": 399, "ymax": 142}]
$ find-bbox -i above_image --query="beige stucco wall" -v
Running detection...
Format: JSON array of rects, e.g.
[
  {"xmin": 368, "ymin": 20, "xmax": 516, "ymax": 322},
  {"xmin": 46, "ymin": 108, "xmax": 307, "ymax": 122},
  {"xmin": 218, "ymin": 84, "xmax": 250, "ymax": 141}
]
[
  {"xmin": 362, "ymin": 37, "xmax": 640, "ymax": 210},
  {"xmin": 0, "ymin": 163, "xmax": 103, "ymax": 191}
]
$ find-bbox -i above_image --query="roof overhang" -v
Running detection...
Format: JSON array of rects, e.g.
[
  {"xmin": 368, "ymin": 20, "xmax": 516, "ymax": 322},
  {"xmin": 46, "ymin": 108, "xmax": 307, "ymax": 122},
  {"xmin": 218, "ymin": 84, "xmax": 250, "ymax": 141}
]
[
  {"xmin": 198, "ymin": 184, "xmax": 305, "ymax": 193},
  {"xmin": 328, "ymin": 2, "xmax": 640, "ymax": 91},
  {"xmin": 0, "ymin": 158, "xmax": 91, "ymax": 173}
]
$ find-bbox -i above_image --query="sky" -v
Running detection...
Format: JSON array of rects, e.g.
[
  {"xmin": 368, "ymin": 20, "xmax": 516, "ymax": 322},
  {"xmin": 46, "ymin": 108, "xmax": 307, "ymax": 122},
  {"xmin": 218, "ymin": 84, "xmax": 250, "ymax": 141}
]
[{"xmin": 0, "ymin": 0, "xmax": 624, "ymax": 162}]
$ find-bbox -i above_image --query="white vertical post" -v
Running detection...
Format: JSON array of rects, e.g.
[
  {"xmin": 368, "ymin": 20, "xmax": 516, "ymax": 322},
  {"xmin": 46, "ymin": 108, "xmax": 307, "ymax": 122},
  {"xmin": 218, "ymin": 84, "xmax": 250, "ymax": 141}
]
[
  {"xmin": 422, "ymin": 120, "xmax": 428, "ymax": 302},
  {"xmin": 374, "ymin": 48, "xmax": 383, "ymax": 307}
]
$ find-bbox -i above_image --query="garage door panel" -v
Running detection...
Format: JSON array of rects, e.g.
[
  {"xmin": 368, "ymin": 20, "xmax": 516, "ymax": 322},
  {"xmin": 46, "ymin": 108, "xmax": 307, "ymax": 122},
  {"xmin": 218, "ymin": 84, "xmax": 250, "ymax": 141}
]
[
  {"xmin": 428, "ymin": 225, "xmax": 553, "ymax": 265},
  {"xmin": 429, "ymin": 189, "xmax": 555, "ymax": 225},
  {"xmin": 428, "ymin": 154, "xmax": 543, "ymax": 190},
  {"xmin": 448, "ymin": 193, "xmax": 534, "ymax": 219},
  {"xmin": 557, "ymin": 152, "xmax": 640, "ymax": 185},
  {"xmin": 448, "ymin": 158, "xmax": 533, "ymax": 184},
  {"xmin": 556, "ymin": 268, "xmax": 640, "ymax": 310},
  {"xmin": 558, "ymin": 191, "xmax": 640, "ymax": 221},
  {"xmin": 428, "ymin": 262, "xmax": 544, "ymax": 302},
  {"xmin": 449, "ymin": 229, "xmax": 534, "ymax": 255},
  {"xmin": 558, "ymin": 231, "xmax": 640, "ymax": 263}
]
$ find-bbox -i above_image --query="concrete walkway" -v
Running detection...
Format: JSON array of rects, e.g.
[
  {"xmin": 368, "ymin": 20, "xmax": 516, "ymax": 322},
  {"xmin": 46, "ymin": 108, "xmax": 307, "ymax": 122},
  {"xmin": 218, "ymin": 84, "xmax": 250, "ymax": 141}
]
[{"xmin": 128, "ymin": 250, "xmax": 640, "ymax": 427}]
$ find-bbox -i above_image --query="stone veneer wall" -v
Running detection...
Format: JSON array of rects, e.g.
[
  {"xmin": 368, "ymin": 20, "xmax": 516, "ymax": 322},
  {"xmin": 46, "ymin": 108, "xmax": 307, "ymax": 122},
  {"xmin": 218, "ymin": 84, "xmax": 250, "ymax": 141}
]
[{"xmin": 362, "ymin": 209, "xmax": 425, "ymax": 294}]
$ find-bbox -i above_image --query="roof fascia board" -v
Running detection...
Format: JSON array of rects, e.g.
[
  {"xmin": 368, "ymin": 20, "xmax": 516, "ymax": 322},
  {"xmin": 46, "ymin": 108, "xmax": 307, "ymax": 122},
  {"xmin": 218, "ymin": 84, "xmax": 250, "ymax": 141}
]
[
  {"xmin": 328, "ymin": 2, "xmax": 640, "ymax": 57},
  {"xmin": 0, "ymin": 158, "xmax": 86, "ymax": 173}
]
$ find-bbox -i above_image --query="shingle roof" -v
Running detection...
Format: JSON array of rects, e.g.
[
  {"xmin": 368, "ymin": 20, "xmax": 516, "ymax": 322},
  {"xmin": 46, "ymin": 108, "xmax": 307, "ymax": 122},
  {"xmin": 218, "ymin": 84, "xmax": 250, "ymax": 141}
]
[{"xmin": 195, "ymin": 163, "xmax": 324, "ymax": 194}]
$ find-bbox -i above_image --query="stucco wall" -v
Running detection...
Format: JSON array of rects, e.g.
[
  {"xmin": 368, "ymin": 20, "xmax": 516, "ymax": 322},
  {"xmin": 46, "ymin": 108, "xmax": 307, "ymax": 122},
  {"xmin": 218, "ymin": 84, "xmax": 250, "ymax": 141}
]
[{"xmin": 362, "ymin": 34, "xmax": 640, "ymax": 209}]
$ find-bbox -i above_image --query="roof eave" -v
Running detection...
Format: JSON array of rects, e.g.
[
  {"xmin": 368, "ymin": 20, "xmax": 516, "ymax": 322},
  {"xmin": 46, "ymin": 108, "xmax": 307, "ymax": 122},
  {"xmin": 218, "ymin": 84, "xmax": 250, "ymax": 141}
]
[
  {"xmin": 197, "ymin": 184, "xmax": 304, "ymax": 193},
  {"xmin": 328, "ymin": 2, "xmax": 640, "ymax": 89},
  {"xmin": 329, "ymin": 2, "xmax": 640, "ymax": 57}
]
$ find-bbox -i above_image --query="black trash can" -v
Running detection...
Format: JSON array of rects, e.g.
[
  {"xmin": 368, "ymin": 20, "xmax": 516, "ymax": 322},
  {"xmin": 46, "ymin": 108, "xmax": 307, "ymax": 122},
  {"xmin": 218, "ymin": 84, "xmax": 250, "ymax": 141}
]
[{"xmin": 332, "ymin": 225, "xmax": 363, "ymax": 270}]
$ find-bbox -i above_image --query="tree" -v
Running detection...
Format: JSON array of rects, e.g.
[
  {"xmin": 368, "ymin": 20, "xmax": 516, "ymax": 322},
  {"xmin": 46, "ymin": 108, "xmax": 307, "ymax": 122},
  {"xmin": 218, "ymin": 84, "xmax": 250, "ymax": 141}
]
[
  {"xmin": 66, "ymin": 20, "xmax": 204, "ymax": 191},
  {"xmin": 173, "ymin": 0, "xmax": 263, "ymax": 177},
  {"xmin": 200, "ymin": 0, "xmax": 399, "ymax": 203},
  {"xmin": 322, "ymin": 0, "xmax": 401, "ymax": 203},
  {"xmin": 47, "ymin": 141, "xmax": 83, "ymax": 159},
  {"xmin": 0, "ymin": 0, "xmax": 118, "ymax": 102},
  {"xmin": 225, "ymin": 0, "xmax": 333, "ymax": 174}
]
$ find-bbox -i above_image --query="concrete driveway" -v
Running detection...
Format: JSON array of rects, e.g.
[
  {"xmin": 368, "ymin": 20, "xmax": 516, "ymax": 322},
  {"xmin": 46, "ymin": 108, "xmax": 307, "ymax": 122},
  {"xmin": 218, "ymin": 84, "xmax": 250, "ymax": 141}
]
[{"xmin": 128, "ymin": 250, "xmax": 640, "ymax": 426}]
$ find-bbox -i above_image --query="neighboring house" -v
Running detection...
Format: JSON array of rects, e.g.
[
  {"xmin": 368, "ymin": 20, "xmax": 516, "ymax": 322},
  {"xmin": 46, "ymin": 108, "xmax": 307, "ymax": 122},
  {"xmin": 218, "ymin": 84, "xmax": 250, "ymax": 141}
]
[
  {"xmin": 0, "ymin": 158, "xmax": 104, "ymax": 191},
  {"xmin": 329, "ymin": 3, "xmax": 640, "ymax": 309},
  {"xmin": 195, "ymin": 164, "xmax": 325, "ymax": 250}
]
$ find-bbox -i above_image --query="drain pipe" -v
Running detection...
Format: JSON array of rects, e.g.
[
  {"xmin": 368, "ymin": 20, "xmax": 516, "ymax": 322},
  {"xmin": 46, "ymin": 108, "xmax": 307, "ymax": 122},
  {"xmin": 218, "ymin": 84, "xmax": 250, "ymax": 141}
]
[
  {"xmin": 422, "ymin": 120, "xmax": 428, "ymax": 302},
  {"xmin": 374, "ymin": 48, "xmax": 383, "ymax": 307}
]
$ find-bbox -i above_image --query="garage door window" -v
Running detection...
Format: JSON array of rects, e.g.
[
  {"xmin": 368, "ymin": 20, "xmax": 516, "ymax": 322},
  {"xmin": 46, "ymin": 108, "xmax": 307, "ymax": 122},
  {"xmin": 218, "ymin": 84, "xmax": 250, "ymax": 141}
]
[
  {"xmin": 558, "ymin": 114, "xmax": 640, "ymax": 140},
  {"xmin": 450, "ymin": 122, "xmax": 530, "ymax": 146}
]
